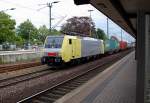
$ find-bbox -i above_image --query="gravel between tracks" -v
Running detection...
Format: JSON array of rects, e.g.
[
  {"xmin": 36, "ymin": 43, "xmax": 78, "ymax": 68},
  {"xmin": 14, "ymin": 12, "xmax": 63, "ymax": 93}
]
[
  {"xmin": 0, "ymin": 61, "xmax": 41, "ymax": 73},
  {"xmin": 0, "ymin": 69, "xmax": 55, "ymax": 88},
  {"xmin": 0, "ymin": 65, "xmax": 48, "ymax": 81},
  {"xmin": 0, "ymin": 50, "xmax": 131, "ymax": 103}
]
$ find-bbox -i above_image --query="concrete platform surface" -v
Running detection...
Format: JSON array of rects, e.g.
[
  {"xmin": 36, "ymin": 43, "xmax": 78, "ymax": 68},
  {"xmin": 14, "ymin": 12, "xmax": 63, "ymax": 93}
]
[{"xmin": 55, "ymin": 51, "xmax": 136, "ymax": 103}]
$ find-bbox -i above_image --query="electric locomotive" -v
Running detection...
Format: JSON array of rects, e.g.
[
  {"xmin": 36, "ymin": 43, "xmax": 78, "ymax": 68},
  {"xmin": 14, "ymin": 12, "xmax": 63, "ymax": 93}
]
[{"xmin": 41, "ymin": 34, "xmax": 104, "ymax": 66}]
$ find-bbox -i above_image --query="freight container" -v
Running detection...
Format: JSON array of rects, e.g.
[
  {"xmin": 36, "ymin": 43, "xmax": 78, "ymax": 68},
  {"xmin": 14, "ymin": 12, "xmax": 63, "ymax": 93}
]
[
  {"xmin": 104, "ymin": 39, "xmax": 119, "ymax": 53},
  {"xmin": 119, "ymin": 41, "xmax": 127, "ymax": 50}
]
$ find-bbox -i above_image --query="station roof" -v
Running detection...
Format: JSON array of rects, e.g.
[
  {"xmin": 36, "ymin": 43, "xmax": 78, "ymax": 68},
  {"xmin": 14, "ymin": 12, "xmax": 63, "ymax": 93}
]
[{"xmin": 74, "ymin": 0, "xmax": 150, "ymax": 38}]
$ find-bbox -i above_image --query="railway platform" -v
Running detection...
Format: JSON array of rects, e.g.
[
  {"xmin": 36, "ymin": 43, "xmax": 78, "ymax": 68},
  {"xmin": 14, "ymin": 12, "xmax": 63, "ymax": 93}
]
[{"xmin": 55, "ymin": 51, "xmax": 136, "ymax": 103}]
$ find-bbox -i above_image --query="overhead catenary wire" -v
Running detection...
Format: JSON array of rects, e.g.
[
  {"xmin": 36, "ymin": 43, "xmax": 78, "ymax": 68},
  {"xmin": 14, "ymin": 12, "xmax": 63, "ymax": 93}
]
[
  {"xmin": 52, "ymin": 15, "xmax": 67, "ymax": 29},
  {"xmin": 0, "ymin": 0, "xmax": 65, "ymax": 29},
  {"xmin": 38, "ymin": 2, "xmax": 60, "ymax": 31},
  {"xmin": 0, "ymin": 0, "xmax": 52, "ymax": 22},
  {"xmin": 0, "ymin": 0, "xmax": 37, "ymax": 11},
  {"xmin": 0, "ymin": 0, "xmax": 56, "ymax": 18}
]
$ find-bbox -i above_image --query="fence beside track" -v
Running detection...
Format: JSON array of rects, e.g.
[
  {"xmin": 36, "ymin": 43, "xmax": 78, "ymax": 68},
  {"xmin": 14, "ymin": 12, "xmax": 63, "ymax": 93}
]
[{"xmin": 0, "ymin": 51, "xmax": 43, "ymax": 64}]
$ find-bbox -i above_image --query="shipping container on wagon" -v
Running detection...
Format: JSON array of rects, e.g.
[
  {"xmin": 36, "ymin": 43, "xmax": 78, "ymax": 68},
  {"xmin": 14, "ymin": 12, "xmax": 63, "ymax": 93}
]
[
  {"xmin": 111, "ymin": 36, "xmax": 120, "ymax": 52},
  {"xmin": 119, "ymin": 41, "xmax": 127, "ymax": 50},
  {"xmin": 104, "ymin": 36, "xmax": 119, "ymax": 53}
]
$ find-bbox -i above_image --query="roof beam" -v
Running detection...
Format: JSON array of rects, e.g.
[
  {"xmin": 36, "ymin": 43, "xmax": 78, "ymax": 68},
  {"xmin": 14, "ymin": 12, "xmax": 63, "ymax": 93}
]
[
  {"xmin": 110, "ymin": 0, "xmax": 136, "ymax": 36},
  {"xmin": 74, "ymin": 0, "xmax": 136, "ymax": 37},
  {"xmin": 128, "ymin": 13, "xmax": 137, "ymax": 18},
  {"xmin": 74, "ymin": 0, "xmax": 90, "ymax": 5}
]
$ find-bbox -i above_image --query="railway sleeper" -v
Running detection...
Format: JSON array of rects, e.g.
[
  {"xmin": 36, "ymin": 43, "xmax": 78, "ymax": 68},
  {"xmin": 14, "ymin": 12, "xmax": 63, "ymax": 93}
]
[
  {"xmin": 50, "ymin": 90, "xmax": 67, "ymax": 95},
  {"xmin": 60, "ymin": 85, "xmax": 76, "ymax": 90},
  {"xmin": 52, "ymin": 88, "xmax": 69, "ymax": 94},
  {"xmin": 75, "ymin": 78, "xmax": 89, "ymax": 81},
  {"xmin": 38, "ymin": 96, "xmax": 56, "ymax": 102},
  {"xmin": 71, "ymin": 81, "xmax": 86, "ymax": 84},
  {"xmin": 71, "ymin": 81, "xmax": 85, "ymax": 84},
  {"xmin": 81, "ymin": 74, "xmax": 97, "ymax": 80},
  {"xmin": 63, "ymin": 83, "xmax": 79, "ymax": 88},
  {"xmin": 65, "ymin": 83, "xmax": 80, "ymax": 87},
  {"xmin": 72, "ymin": 79, "xmax": 88, "ymax": 83},
  {"xmin": 32, "ymin": 100, "xmax": 46, "ymax": 103},
  {"xmin": 45, "ymin": 93, "xmax": 62, "ymax": 99},
  {"xmin": 55, "ymin": 87, "xmax": 71, "ymax": 93},
  {"xmin": 66, "ymin": 83, "xmax": 81, "ymax": 87},
  {"xmin": 76, "ymin": 77, "xmax": 91, "ymax": 81}
]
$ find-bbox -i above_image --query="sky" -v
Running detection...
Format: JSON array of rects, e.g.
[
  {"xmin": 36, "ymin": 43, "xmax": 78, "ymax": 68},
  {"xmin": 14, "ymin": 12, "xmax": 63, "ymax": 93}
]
[{"xmin": 0, "ymin": 0, "xmax": 135, "ymax": 42}]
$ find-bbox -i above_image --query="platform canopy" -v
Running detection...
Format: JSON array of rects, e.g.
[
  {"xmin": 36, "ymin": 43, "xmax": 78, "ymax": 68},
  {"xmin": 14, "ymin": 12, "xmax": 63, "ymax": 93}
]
[{"xmin": 74, "ymin": 0, "xmax": 150, "ymax": 38}]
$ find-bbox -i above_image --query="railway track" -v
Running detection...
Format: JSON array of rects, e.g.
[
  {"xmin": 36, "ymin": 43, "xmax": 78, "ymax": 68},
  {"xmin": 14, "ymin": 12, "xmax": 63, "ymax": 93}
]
[
  {"xmin": 0, "ymin": 61, "xmax": 42, "ymax": 73},
  {"xmin": 0, "ymin": 67, "xmax": 56, "ymax": 88},
  {"xmin": 17, "ymin": 50, "xmax": 131, "ymax": 103}
]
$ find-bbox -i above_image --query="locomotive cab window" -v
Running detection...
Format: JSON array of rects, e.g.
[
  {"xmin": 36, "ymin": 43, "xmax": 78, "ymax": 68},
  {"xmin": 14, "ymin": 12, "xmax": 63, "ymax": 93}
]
[
  {"xmin": 69, "ymin": 39, "xmax": 72, "ymax": 44},
  {"xmin": 45, "ymin": 36, "xmax": 64, "ymax": 48}
]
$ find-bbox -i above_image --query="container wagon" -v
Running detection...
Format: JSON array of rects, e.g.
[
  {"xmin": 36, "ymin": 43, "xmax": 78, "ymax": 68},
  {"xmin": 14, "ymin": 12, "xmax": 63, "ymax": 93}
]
[
  {"xmin": 104, "ymin": 36, "xmax": 119, "ymax": 54},
  {"xmin": 119, "ymin": 41, "xmax": 127, "ymax": 50}
]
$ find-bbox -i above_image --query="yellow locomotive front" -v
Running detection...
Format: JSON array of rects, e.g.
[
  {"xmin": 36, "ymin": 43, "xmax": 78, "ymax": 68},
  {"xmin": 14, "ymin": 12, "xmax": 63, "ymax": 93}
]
[{"xmin": 41, "ymin": 35, "xmax": 64, "ymax": 66}]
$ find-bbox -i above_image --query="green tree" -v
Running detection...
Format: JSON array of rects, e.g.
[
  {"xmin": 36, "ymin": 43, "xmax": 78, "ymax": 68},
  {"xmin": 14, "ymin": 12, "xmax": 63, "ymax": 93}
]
[
  {"xmin": 14, "ymin": 35, "xmax": 24, "ymax": 47},
  {"xmin": 50, "ymin": 29, "xmax": 61, "ymax": 35},
  {"xmin": 16, "ymin": 19, "xmax": 38, "ymax": 44},
  {"xmin": 38, "ymin": 25, "xmax": 49, "ymax": 44},
  {"xmin": 0, "ymin": 12, "xmax": 16, "ymax": 44},
  {"xmin": 38, "ymin": 25, "xmax": 61, "ymax": 44},
  {"xmin": 96, "ymin": 28, "xmax": 108, "ymax": 40}
]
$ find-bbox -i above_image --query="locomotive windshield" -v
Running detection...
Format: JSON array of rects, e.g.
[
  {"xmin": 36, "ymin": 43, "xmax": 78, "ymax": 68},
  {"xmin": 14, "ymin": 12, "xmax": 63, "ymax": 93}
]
[{"xmin": 45, "ymin": 36, "xmax": 64, "ymax": 48}]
